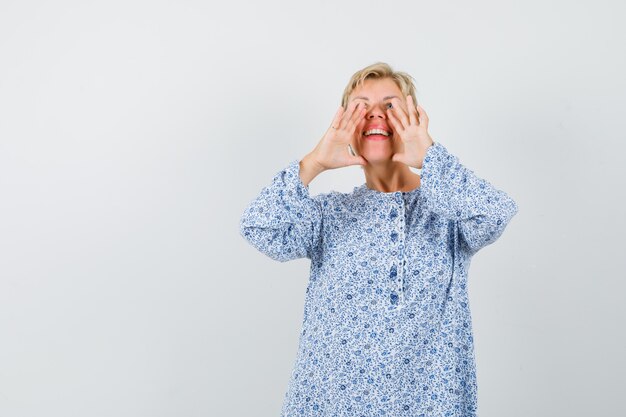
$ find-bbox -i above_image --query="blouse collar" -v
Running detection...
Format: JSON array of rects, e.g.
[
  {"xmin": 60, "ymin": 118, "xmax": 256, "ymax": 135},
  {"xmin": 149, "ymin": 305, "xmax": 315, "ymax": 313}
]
[{"xmin": 353, "ymin": 183, "xmax": 421, "ymax": 198}]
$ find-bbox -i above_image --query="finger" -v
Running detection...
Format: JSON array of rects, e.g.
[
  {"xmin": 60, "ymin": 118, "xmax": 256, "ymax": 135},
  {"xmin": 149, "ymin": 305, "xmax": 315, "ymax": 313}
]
[
  {"xmin": 344, "ymin": 102, "xmax": 364, "ymax": 132},
  {"xmin": 416, "ymin": 104, "xmax": 429, "ymax": 128},
  {"xmin": 347, "ymin": 103, "xmax": 366, "ymax": 132},
  {"xmin": 349, "ymin": 117, "xmax": 367, "ymax": 145},
  {"xmin": 330, "ymin": 105, "xmax": 344, "ymax": 130},
  {"xmin": 354, "ymin": 117, "xmax": 367, "ymax": 138},
  {"xmin": 355, "ymin": 114, "xmax": 367, "ymax": 132},
  {"xmin": 348, "ymin": 100, "xmax": 367, "ymax": 124},
  {"xmin": 386, "ymin": 107, "xmax": 403, "ymax": 134},
  {"xmin": 339, "ymin": 100, "xmax": 360, "ymax": 129},
  {"xmin": 406, "ymin": 95, "xmax": 418, "ymax": 126},
  {"xmin": 389, "ymin": 97, "xmax": 409, "ymax": 129},
  {"xmin": 346, "ymin": 140, "xmax": 362, "ymax": 163}
]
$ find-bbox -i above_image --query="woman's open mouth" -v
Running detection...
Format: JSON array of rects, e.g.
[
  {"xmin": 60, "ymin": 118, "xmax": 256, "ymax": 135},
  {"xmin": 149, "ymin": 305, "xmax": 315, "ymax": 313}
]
[{"xmin": 363, "ymin": 128, "xmax": 391, "ymax": 141}]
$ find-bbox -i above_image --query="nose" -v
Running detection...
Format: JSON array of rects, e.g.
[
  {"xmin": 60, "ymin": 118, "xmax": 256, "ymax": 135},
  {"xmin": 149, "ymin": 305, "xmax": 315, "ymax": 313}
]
[{"xmin": 366, "ymin": 103, "xmax": 387, "ymax": 119}]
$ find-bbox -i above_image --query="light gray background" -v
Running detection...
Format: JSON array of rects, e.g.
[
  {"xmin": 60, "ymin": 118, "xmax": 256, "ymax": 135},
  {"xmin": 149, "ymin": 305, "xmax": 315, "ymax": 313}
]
[{"xmin": 1, "ymin": 0, "xmax": 624, "ymax": 416}]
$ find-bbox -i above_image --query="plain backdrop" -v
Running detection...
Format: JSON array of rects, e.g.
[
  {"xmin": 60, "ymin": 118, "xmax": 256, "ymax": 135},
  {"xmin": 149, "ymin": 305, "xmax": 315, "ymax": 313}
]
[{"xmin": 1, "ymin": 0, "xmax": 624, "ymax": 416}]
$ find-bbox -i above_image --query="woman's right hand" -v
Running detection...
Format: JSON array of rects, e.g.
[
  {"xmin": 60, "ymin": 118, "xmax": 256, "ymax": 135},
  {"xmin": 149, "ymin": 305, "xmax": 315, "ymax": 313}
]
[{"xmin": 309, "ymin": 101, "xmax": 368, "ymax": 171}]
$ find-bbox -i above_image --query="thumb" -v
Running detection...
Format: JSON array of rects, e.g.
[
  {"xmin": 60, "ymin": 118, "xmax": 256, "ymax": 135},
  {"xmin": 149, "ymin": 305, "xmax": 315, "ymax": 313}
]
[
  {"xmin": 349, "ymin": 156, "xmax": 368, "ymax": 167},
  {"xmin": 391, "ymin": 153, "xmax": 404, "ymax": 164}
]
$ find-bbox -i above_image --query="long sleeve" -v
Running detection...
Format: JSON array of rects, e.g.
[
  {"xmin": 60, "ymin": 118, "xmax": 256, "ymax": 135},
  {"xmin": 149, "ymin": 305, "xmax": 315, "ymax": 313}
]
[
  {"xmin": 239, "ymin": 159, "xmax": 324, "ymax": 262},
  {"xmin": 419, "ymin": 142, "xmax": 519, "ymax": 256}
]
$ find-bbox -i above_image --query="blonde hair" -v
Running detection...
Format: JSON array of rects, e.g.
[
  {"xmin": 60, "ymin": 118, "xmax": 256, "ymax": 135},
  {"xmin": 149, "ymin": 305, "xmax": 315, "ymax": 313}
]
[{"xmin": 341, "ymin": 62, "xmax": 418, "ymax": 109}]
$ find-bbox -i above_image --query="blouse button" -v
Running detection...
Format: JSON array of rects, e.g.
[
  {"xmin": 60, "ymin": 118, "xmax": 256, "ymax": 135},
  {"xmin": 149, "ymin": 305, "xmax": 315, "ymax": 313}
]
[{"xmin": 390, "ymin": 292, "xmax": 399, "ymax": 305}]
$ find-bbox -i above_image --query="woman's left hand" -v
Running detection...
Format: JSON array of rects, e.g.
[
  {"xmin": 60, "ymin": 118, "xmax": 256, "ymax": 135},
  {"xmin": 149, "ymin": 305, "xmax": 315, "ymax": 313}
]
[{"xmin": 386, "ymin": 95, "xmax": 435, "ymax": 169}]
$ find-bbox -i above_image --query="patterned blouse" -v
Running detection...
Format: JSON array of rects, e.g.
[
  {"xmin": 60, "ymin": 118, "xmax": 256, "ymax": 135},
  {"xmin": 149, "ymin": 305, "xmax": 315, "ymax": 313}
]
[{"xmin": 240, "ymin": 142, "xmax": 518, "ymax": 417}]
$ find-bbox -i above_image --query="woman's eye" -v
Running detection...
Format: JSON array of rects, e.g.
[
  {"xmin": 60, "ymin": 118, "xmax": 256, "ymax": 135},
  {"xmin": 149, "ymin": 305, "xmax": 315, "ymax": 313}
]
[{"xmin": 385, "ymin": 102, "xmax": 393, "ymax": 109}]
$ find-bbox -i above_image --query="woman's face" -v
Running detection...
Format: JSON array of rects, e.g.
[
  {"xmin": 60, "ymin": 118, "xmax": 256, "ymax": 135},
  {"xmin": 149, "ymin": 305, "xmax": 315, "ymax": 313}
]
[{"xmin": 348, "ymin": 77, "xmax": 408, "ymax": 165}]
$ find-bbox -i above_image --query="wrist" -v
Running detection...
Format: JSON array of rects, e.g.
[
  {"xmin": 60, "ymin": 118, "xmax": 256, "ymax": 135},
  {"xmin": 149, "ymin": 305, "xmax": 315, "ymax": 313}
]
[
  {"xmin": 301, "ymin": 153, "xmax": 326, "ymax": 175},
  {"xmin": 299, "ymin": 153, "xmax": 325, "ymax": 187}
]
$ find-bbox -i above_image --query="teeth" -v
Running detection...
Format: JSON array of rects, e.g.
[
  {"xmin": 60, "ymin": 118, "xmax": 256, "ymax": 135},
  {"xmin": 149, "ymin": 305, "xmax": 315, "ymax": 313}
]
[{"xmin": 364, "ymin": 129, "xmax": 390, "ymax": 136}]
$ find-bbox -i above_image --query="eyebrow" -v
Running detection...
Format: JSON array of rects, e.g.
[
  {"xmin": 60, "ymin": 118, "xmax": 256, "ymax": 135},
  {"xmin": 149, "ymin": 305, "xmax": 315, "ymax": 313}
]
[{"xmin": 352, "ymin": 95, "xmax": 398, "ymax": 101}]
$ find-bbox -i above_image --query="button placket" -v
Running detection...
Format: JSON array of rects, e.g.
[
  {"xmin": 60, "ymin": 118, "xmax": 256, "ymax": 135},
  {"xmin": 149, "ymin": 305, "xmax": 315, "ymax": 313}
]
[{"xmin": 394, "ymin": 192, "xmax": 407, "ymax": 306}]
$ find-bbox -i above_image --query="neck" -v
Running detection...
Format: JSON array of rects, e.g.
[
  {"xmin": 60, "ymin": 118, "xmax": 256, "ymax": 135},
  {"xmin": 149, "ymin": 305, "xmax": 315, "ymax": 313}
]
[{"xmin": 364, "ymin": 161, "xmax": 421, "ymax": 192}]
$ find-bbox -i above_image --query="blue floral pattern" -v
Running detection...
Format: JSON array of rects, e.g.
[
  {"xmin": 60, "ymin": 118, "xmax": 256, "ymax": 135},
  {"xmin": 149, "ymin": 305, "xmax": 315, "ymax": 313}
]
[{"xmin": 240, "ymin": 142, "xmax": 518, "ymax": 416}]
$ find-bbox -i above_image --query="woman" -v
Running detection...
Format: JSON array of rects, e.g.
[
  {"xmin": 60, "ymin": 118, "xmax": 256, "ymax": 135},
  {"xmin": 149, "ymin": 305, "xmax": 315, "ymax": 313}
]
[{"xmin": 240, "ymin": 62, "xmax": 518, "ymax": 417}]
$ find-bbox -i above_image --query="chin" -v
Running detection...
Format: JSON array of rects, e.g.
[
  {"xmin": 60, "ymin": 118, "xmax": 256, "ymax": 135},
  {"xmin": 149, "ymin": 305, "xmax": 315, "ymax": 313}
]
[
  {"xmin": 358, "ymin": 139, "xmax": 395, "ymax": 161},
  {"xmin": 360, "ymin": 151, "xmax": 393, "ymax": 164}
]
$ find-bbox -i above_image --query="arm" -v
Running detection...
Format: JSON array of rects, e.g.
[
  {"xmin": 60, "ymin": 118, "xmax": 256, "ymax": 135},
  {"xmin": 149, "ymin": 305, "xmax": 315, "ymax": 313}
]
[
  {"xmin": 419, "ymin": 142, "xmax": 519, "ymax": 256},
  {"xmin": 240, "ymin": 101, "xmax": 366, "ymax": 262},
  {"xmin": 239, "ymin": 157, "xmax": 324, "ymax": 262},
  {"xmin": 240, "ymin": 100, "xmax": 366, "ymax": 262}
]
